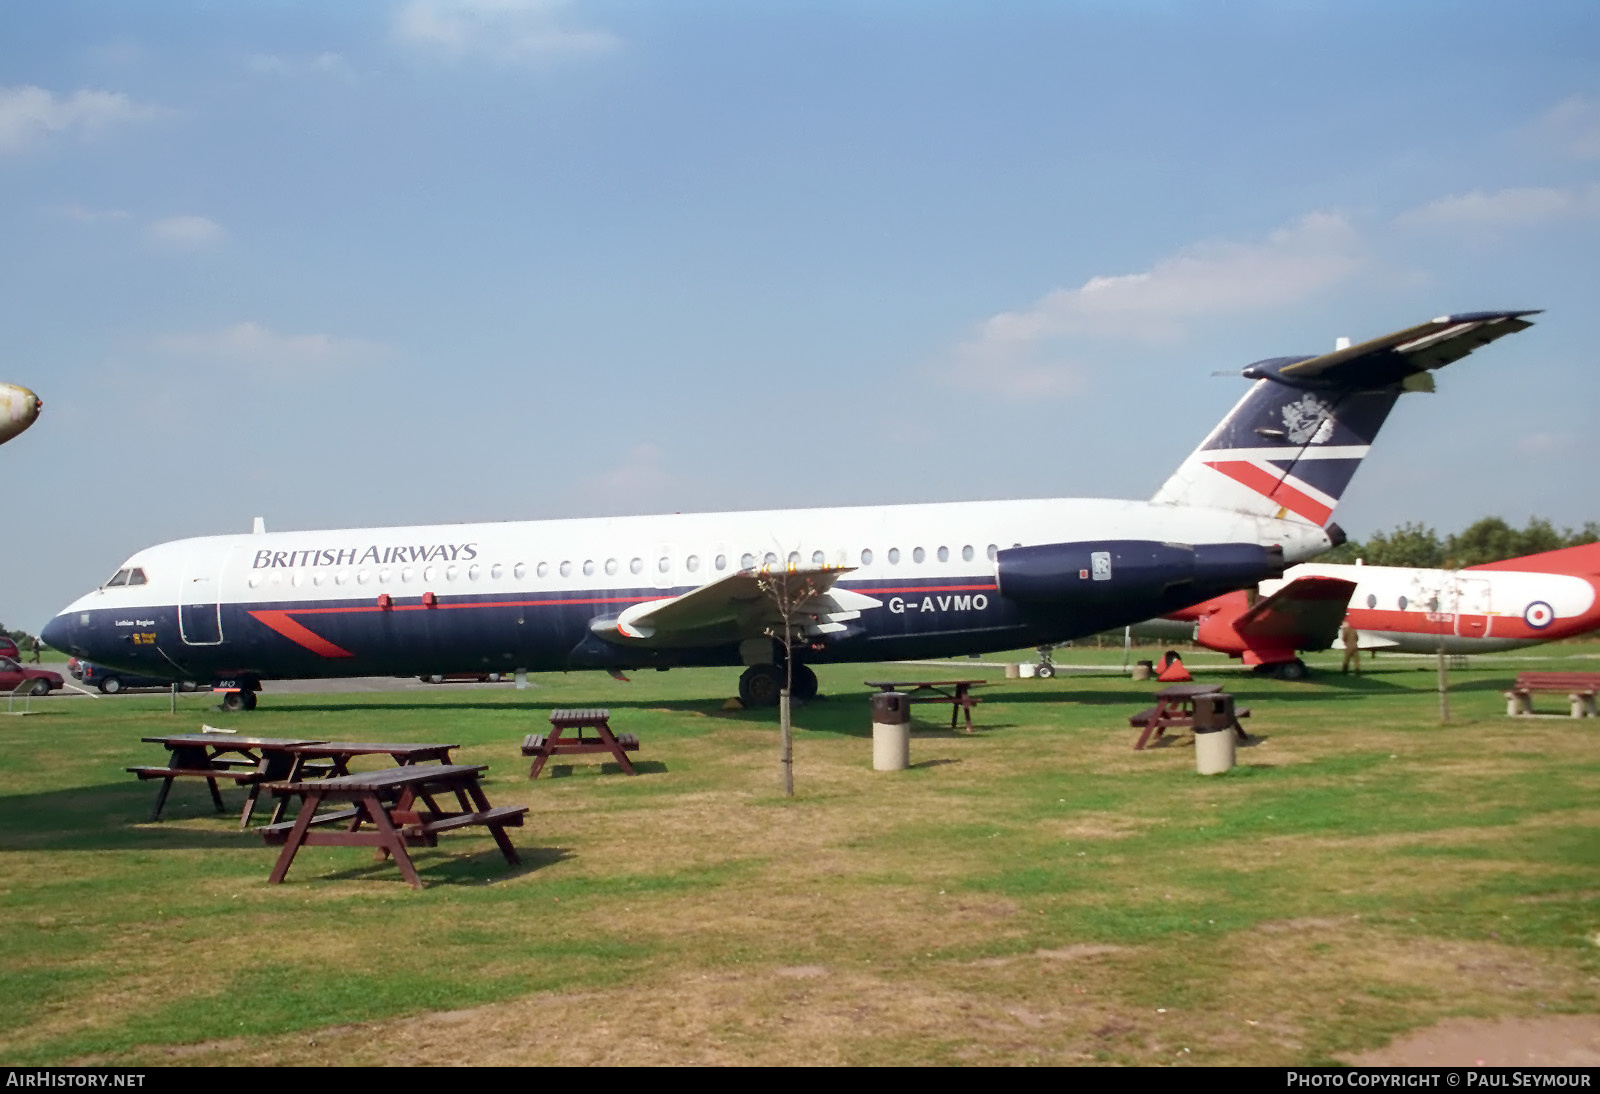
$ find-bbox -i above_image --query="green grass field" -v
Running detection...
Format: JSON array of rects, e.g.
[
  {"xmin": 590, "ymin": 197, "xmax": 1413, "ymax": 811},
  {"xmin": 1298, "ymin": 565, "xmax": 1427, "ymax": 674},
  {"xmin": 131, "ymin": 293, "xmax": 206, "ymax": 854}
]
[{"xmin": 2, "ymin": 643, "xmax": 1597, "ymax": 1065}]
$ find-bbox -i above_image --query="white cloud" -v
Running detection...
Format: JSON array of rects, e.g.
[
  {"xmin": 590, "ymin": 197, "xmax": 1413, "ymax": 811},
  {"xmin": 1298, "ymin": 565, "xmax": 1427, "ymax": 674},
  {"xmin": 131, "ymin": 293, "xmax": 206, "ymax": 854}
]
[
  {"xmin": 1514, "ymin": 432, "xmax": 1572, "ymax": 456},
  {"xmin": 153, "ymin": 322, "xmax": 384, "ymax": 371},
  {"xmin": 146, "ymin": 215, "xmax": 226, "ymax": 248},
  {"xmin": 247, "ymin": 52, "xmax": 358, "ymax": 83},
  {"xmin": 391, "ymin": 0, "xmax": 618, "ymax": 64},
  {"xmin": 1535, "ymin": 96, "xmax": 1600, "ymax": 161},
  {"xmin": 943, "ymin": 213, "xmax": 1363, "ymax": 395},
  {"xmin": 0, "ymin": 84, "xmax": 163, "ymax": 154},
  {"xmin": 48, "ymin": 203, "xmax": 130, "ymax": 223},
  {"xmin": 1396, "ymin": 183, "xmax": 1600, "ymax": 228}
]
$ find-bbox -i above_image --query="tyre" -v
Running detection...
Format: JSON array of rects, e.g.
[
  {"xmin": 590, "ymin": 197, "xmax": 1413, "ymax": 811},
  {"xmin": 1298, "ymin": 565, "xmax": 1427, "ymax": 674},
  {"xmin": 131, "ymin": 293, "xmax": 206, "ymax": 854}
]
[
  {"xmin": 792, "ymin": 663, "xmax": 819, "ymax": 701},
  {"xmin": 30, "ymin": 678, "xmax": 52, "ymax": 696},
  {"xmin": 221, "ymin": 691, "xmax": 246, "ymax": 711},
  {"xmin": 738, "ymin": 664, "xmax": 783, "ymax": 707},
  {"xmin": 100, "ymin": 677, "xmax": 122, "ymax": 694},
  {"xmin": 1035, "ymin": 664, "xmax": 1055, "ymax": 679},
  {"xmin": 485, "ymin": 673, "xmax": 502, "ymax": 683},
  {"xmin": 179, "ymin": 681, "xmax": 198, "ymax": 692},
  {"xmin": 241, "ymin": 689, "xmax": 258, "ymax": 711},
  {"xmin": 421, "ymin": 674, "xmax": 444, "ymax": 684},
  {"xmin": 1275, "ymin": 659, "xmax": 1308, "ymax": 681}
]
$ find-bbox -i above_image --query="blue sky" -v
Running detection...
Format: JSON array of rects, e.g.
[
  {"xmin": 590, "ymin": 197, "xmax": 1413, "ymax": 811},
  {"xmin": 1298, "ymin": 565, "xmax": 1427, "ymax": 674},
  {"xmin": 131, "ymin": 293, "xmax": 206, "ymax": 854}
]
[{"xmin": 3, "ymin": 1, "xmax": 1598, "ymax": 633}]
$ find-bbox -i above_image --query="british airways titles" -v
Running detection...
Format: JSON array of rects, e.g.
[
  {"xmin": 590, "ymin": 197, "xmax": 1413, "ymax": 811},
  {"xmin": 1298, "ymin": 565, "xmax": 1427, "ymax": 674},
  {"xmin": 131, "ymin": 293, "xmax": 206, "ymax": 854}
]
[{"xmin": 252, "ymin": 542, "xmax": 480, "ymax": 569}]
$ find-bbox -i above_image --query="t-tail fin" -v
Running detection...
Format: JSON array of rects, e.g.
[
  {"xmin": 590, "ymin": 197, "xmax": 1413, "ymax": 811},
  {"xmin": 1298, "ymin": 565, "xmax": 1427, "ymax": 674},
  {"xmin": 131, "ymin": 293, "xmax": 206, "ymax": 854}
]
[{"xmin": 1152, "ymin": 311, "xmax": 1539, "ymax": 526}]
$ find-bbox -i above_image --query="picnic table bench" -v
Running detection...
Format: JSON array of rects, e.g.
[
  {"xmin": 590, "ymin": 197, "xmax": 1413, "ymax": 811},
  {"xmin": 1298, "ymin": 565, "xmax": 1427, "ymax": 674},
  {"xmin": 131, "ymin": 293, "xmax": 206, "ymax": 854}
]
[
  {"xmin": 265, "ymin": 741, "xmax": 463, "ymax": 824},
  {"xmin": 1503, "ymin": 672, "xmax": 1600, "ymax": 718},
  {"xmin": 129, "ymin": 733, "xmax": 328, "ymax": 827},
  {"xmin": 260, "ymin": 764, "xmax": 526, "ymax": 889},
  {"xmin": 1128, "ymin": 683, "xmax": 1251, "ymax": 750},
  {"xmin": 863, "ymin": 680, "xmax": 986, "ymax": 732},
  {"xmin": 523, "ymin": 709, "xmax": 639, "ymax": 778}
]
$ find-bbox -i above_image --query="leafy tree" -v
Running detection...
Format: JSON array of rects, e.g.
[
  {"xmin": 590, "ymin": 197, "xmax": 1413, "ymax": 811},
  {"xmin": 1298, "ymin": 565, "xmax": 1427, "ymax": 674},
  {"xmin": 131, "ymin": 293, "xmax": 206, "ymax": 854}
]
[{"xmin": 1359, "ymin": 522, "xmax": 1445, "ymax": 568}]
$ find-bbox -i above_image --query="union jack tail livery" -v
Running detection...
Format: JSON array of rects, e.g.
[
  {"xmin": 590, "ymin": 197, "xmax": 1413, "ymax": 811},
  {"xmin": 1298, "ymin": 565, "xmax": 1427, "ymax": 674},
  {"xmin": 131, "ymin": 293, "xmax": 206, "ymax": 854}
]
[{"xmin": 1152, "ymin": 311, "xmax": 1539, "ymax": 528}]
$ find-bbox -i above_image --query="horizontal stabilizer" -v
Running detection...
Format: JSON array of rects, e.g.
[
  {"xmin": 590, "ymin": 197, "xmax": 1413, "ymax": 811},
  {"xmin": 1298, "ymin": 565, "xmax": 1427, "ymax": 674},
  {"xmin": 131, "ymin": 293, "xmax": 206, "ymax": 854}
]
[
  {"xmin": 1260, "ymin": 311, "xmax": 1540, "ymax": 389},
  {"xmin": 1231, "ymin": 575, "xmax": 1357, "ymax": 650},
  {"xmin": 1466, "ymin": 540, "xmax": 1600, "ymax": 577}
]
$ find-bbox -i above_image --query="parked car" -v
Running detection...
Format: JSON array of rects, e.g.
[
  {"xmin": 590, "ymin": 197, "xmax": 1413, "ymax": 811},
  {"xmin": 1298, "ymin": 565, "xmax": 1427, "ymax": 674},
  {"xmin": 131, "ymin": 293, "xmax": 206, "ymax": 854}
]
[
  {"xmin": 0, "ymin": 657, "xmax": 62, "ymax": 696},
  {"xmin": 78, "ymin": 660, "xmax": 201, "ymax": 694},
  {"xmin": 0, "ymin": 637, "xmax": 20, "ymax": 660},
  {"xmin": 67, "ymin": 657, "xmax": 82, "ymax": 680},
  {"xmin": 418, "ymin": 672, "xmax": 504, "ymax": 684}
]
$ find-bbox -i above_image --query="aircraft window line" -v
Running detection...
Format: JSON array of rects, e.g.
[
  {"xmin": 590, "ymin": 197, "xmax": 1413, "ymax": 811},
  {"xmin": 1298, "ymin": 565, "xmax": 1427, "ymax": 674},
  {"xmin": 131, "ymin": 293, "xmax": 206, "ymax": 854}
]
[
  {"xmin": 741, "ymin": 553, "xmax": 755, "ymax": 569},
  {"xmin": 658, "ymin": 556, "xmax": 670, "ymax": 573},
  {"xmin": 812, "ymin": 550, "xmax": 825, "ymax": 565},
  {"xmin": 358, "ymin": 571, "xmax": 370, "ymax": 585},
  {"xmin": 788, "ymin": 551, "xmax": 801, "ymax": 566},
  {"xmin": 313, "ymin": 574, "xmax": 325, "ymax": 587},
  {"xmin": 536, "ymin": 562, "xmax": 549, "ymax": 579},
  {"xmin": 987, "ymin": 544, "xmax": 998, "ymax": 561},
  {"xmin": 763, "ymin": 552, "xmax": 777, "ymax": 566},
  {"xmin": 514, "ymin": 563, "xmax": 527, "ymax": 580},
  {"xmin": 913, "ymin": 547, "xmax": 925, "ymax": 564},
  {"xmin": 605, "ymin": 558, "xmax": 618, "ymax": 576},
  {"xmin": 1427, "ymin": 596, "xmax": 1439, "ymax": 611},
  {"xmin": 962, "ymin": 545, "xmax": 974, "ymax": 562},
  {"xmin": 446, "ymin": 565, "xmax": 459, "ymax": 581},
  {"xmin": 715, "ymin": 554, "xmax": 727, "ymax": 571},
  {"xmin": 861, "ymin": 548, "xmax": 873, "ymax": 566},
  {"xmin": 583, "ymin": 560, "xmax": 595, "ymax": 577},
  {"xmin": 888, "ymin": 548, "xmax": 900, "ymax": 565},
  {"xmin": 379, "ymin": 569, "xmax": 392, "ymax": 584},
  {"xmin": 425, "ymin": 566, "xmax": 437, "ymax": 582},
  {"xmin": 492, "ymin": 563, "xmax": 504, "ymax": 580},
  {"xmin": 937, "ymin": 546, "xmax": 949, "ymax": 563},
  {"xmin": 630, "ymin": 558, "xmax": 643, "ymax": 575},
  {"xmin": 469, "ymin": 564, "xmax": 481, "ymax": 581},
  {"xmin": 336, "ymin": 572, "xmax": 349, "ymax": 585},
  {"xmin": 560, "ymin": 561, "xmax": 572, "ymax": 578},
  {"xmin": 105, "ymin": 569, "xmax": 129, "ymax": 587},
  {"xmin": 687, "ymin": 555, "xmax": 700, "ymax": 573},
  {"xmin": 1397, "ymin": 596, "xmax": 1408, "ymax": 610},
  {"xmin": 1366, "ymin": 594, "xmax": 1376, "ymax": 609},
  {"xmin": 128, "ymin": 568, "xmax": 147, "ymax": 585}
]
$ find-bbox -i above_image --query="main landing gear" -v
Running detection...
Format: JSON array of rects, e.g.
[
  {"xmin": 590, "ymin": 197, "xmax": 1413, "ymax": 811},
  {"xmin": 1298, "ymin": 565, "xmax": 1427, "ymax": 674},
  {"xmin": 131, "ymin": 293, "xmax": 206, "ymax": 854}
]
[
  {"xmin": 1254, "ymin": 659, "xmax": 1309, "ymax": 681},
  {"xmin": 737, "ymin": 663, "xmax": 818, "ymax": 707}
]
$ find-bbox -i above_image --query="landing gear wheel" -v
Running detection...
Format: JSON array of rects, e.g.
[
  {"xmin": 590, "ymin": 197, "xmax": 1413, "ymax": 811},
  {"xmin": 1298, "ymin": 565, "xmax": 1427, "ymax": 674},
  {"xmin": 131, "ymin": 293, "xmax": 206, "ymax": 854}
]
[
  {"xmin": 221, "ymin": 691, "xmax": 245, "ymax": 711},
  {"xmin": 792, "ymin": 663, "xmax": 818, "ymax": 701},
  {"xmin": 100, "ymin": 677, "xmax": 122, "ymax": 694},
  {"xmin": 738, "ymin": 664, "xmax": 783, "ymax": 708},
  {"xmin": 1035, "ymin": 664, "xmax": 1056, "ymax": 679},
  {"xmin": 1275, "ymin": 659, "xmax": 1308, "ymax": 682}
]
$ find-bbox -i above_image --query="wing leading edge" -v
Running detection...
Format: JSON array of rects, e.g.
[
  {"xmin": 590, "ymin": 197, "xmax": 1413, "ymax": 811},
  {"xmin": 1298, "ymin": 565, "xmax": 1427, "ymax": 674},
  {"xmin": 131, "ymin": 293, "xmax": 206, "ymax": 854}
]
[{"xmin": 590, "ymin": 564, "xmax": 883, "ymax": 647}]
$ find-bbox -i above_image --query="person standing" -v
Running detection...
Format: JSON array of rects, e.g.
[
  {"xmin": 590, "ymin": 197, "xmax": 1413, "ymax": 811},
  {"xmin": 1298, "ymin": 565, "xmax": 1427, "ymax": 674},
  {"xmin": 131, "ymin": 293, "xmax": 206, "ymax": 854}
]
[{"xmin": 1340, "ymin": 623, "xmax": 1361, "ymax": 675}]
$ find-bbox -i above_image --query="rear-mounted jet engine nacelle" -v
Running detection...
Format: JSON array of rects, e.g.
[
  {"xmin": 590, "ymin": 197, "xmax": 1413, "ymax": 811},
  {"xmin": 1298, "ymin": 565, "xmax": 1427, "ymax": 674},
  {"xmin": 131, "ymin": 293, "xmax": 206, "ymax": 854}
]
[{"xmin": 994, "ymin": 540, "xmax": 1285, "ymax": 604}]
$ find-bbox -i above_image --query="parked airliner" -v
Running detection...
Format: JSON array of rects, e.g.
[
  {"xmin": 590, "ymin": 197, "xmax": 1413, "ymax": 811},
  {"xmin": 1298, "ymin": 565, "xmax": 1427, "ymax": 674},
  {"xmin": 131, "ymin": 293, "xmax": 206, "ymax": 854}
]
[
  {"xmin": 42, "ymin": 311, "xmax": 1536, "ymax": 708},
  {"xmin": 1143, "ymin": 539, "xmax": 1600, "ymax": 678}
]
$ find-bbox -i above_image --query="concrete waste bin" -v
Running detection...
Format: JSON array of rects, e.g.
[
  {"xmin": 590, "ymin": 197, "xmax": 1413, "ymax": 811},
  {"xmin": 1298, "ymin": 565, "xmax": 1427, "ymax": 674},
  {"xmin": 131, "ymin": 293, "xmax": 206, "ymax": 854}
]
[
  {"xmin": 1132, "ymin": 660, "xmax": 1154, "ymax": 681},
  {"xmin": 1191, "ymin": 692, "xmax": 1237, "ymax": 775},
  {"xmin": 871, "ymin": 692, "xmax": 911, "ymax": 771}
]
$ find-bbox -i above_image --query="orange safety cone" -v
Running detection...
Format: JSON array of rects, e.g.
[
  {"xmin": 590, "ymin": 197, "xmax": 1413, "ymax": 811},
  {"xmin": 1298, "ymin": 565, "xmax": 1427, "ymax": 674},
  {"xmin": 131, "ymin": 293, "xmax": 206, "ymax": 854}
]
[{"xmin": 1156, "ymin": 657, "xmax": 1192, "ymax": 683}]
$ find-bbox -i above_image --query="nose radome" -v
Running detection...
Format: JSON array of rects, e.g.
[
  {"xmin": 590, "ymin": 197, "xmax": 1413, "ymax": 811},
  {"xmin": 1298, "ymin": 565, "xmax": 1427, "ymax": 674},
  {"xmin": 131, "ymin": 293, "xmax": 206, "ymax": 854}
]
[{"xmin": 40, "ymin": 614, "xmax": 72, "ymax": 654}]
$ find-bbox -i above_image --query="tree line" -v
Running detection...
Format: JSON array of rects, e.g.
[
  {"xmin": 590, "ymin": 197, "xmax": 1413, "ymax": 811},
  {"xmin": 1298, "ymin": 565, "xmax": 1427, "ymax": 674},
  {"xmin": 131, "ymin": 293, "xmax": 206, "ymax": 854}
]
[{"xmin": 1319, "ymin": 516, "xmax": 1600, "ymax": 569}]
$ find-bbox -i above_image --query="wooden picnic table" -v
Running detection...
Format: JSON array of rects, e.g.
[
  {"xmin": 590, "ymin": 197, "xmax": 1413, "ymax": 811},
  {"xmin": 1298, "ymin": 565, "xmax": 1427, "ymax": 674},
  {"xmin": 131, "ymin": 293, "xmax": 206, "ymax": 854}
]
[
  {"xmin": 129, "ymin": 733, "xmax": 328, "ymax": 828},
  {"xmin": 266, "ymin": 741, "xmax": 463, "ymax": 824},
  {"xmin": 1128, "ymin": 684, "xmax": 1250, "ymax": 751},
  {"xmin": 863, "ymin": 679, "xmax": 987, "ymax": 732},
  {"xmin": 523, "ymin": 709, "xmax": 639, "ymax": 778},
  {"xmin": 260, "ymin": 764, "xmax": 526, "ymax": 890}
]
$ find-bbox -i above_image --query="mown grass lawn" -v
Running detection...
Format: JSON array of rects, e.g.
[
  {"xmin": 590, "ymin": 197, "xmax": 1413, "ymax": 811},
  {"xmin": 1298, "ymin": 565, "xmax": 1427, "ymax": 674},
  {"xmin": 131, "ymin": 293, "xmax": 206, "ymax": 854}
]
[{"xmin": 2, "ymin": 644, "xmax": 1596, "ymax": 1065}]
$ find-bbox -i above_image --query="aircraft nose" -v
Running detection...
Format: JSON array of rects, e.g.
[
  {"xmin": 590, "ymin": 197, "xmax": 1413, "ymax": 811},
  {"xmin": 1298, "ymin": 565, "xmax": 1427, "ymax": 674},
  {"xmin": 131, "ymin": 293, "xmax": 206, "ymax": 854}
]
[{"xmin": 40, "ymin": 614, "xmax": 74, "ymax": 656}]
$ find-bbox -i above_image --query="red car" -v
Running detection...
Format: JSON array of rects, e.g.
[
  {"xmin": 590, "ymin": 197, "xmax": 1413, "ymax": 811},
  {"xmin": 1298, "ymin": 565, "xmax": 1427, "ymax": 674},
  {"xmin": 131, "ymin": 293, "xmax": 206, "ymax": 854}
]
[{"xmin": 0, "ymin": 656, "xmax": 62, "ymax": 696}]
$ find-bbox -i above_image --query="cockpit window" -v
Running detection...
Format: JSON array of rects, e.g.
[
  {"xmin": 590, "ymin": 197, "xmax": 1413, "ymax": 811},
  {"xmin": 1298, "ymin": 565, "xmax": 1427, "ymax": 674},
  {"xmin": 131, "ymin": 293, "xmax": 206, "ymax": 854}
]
[
  {"xmin": 105, "ymin": 569, "xmax": 130, "ymax": 587},
  {"xmin": 127, "ymin": 568, "xmax": 147, "ymax": 586}
]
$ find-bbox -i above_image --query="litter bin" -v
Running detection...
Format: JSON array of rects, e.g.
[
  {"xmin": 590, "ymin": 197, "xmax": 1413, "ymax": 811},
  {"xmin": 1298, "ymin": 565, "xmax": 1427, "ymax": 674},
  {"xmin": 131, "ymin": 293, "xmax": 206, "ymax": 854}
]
[
  {"xmin": 1192, "ymin": 692, "xmax": 1236, "ymax": 775},
  {"xmin": 1132, "ymin": 659, "xmax": 1154, "ymax": 681},
  {"xmin": 871, "ymin": 691, "xmax": 911, "ymax": 771}
]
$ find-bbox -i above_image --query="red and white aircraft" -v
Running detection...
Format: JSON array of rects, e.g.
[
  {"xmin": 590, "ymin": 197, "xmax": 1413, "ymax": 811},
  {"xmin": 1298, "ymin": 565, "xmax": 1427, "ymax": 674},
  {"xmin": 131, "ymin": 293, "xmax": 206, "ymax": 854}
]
[
  {"xmin": 1148, "ymin": 540, "xmax": 1600, "ymax": 678},
  {"xmin": 0, "ymin": 383, "xmax": 41, "ymax": 446}
]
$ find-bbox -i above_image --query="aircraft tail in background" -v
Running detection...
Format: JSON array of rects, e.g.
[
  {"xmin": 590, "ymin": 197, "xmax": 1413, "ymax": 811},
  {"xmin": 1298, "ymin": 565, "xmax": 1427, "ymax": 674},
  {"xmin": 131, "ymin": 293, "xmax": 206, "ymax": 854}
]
[{"xmin": 1152, "ymin": 311, "xmax": 1539, "ymax": 528}]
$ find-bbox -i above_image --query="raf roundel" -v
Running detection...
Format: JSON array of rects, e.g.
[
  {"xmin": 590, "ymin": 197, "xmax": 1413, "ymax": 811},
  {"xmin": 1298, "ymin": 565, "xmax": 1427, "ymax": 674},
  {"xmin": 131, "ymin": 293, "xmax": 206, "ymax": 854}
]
[{"xmin": 1523, "ymin": 600, "xmax": 1555, "ymax": 629}]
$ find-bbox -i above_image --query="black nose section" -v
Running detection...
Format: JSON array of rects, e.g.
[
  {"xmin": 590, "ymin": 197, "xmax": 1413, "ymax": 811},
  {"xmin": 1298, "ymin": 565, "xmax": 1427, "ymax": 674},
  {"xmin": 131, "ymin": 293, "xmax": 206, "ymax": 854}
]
[{"xmin": 40, "ymin": 614, "xmax": 73, "ymax": 655}]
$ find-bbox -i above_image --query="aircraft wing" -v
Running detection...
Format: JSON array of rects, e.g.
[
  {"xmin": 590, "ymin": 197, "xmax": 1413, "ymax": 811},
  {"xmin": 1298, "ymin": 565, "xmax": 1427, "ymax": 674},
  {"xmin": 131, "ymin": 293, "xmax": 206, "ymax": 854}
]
[
  {"xmin": 1251, "ymin": 311, "xmax": 1539, "ymax": 390},
  {"xmin": 1231, "ymin": 575, "xmax": 1357, "ymax": 650},
  {"xmin": 591, "ymin": 564, "xmax": 882, "ymax": 646}
]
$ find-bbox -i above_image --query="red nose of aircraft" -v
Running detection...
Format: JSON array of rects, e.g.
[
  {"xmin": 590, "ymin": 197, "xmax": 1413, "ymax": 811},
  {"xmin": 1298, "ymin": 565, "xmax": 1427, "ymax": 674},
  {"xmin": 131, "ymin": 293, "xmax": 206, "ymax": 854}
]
[{"xmin": 0, "ymin": 383, "xmax": 41, "ymax": 446}]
